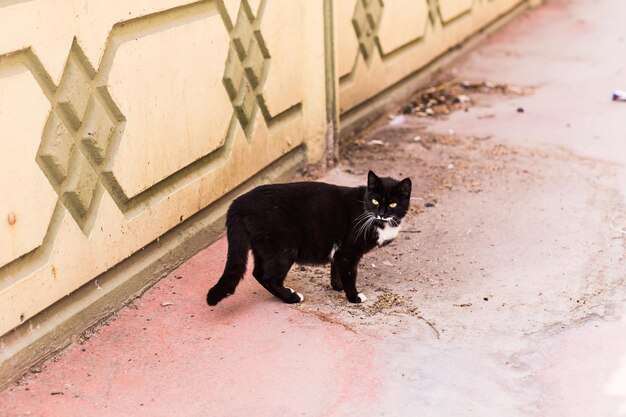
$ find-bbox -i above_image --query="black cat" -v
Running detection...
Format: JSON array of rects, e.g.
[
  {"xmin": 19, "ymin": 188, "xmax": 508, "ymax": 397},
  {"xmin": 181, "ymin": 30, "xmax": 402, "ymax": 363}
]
[{"xmin": 206, "ymin": 170, "xmax": 411, "ymax": 305}]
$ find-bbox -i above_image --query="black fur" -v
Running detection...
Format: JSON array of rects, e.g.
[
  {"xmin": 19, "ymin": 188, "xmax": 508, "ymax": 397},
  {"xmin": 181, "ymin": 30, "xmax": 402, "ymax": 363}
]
[{"xmin": 206, "ymin": 171, "xmax": 411, "ymax": 306}]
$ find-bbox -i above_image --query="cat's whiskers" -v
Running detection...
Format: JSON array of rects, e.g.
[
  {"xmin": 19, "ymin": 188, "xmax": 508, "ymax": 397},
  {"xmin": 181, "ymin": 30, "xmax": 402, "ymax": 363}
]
[
  {"xmin": 354, "ymin": 217, "xmax": 370, "ymax": 239},
  {"xmin": 353, "ymin": 212, "xmax": 372, "ymax": 230},
  {"xmin": 355, "ymin": 220, "xmax": 368, "ymax": 241},
  {"xmin": 352, "ymin": 212, "xmax": 372, "ymax": 241},
  {"xmin": 355, "ymin": 214, "xmax": 376, "ymax": 241},
  {"xmin": 353, "ymin": 211, "xmax": 370, "ymax": 223},
  {"xmin": 353, "ymin": 214, "xmax": 367, "ymax": 235}
]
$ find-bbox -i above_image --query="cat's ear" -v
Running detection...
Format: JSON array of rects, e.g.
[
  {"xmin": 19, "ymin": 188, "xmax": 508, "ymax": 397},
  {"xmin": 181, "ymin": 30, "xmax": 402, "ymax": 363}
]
[
  {"xmin": 397, "ymin": 178, "xmax": 412, "ymax": 197},
  {"xmin": 367, "ymin": 170, "xmax": 380, "ymax": 191}
]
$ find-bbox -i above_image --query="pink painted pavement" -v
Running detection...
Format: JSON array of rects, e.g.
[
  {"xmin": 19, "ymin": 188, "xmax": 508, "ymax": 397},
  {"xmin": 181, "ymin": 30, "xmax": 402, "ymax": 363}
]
[{"xmin": 0, "ymin": 239, "xmax": 381, "ymax": 417}]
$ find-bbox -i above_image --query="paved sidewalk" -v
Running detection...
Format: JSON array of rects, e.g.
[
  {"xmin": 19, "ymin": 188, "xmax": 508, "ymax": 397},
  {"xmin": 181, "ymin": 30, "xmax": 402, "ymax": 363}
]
[{"xmin": 1, "ymin": 0, "xmax": 626, "ymax": 416}]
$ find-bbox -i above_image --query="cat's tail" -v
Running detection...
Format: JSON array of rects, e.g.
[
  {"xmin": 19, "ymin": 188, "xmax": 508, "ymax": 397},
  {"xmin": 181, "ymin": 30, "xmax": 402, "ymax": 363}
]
[{"xmin": 206, "ymin": 208, "xmax": 249, "ymax": 306}]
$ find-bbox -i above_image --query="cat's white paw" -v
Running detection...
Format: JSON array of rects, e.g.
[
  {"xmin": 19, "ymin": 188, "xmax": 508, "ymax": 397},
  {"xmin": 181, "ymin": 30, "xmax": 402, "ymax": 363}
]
[
  {"xmin": 286, "ymin": 287, "xmax": 304, "ymax": 302},
  {"xmin": 356, "ymin": 293, "xmax": 367, "ymax": 302}
]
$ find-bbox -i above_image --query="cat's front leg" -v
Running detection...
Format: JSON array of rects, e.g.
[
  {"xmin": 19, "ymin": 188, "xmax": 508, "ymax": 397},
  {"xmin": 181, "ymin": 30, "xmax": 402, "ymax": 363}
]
[{"xmin": 334, "ymin": 252, "xmax": 366, "ymax": 303}]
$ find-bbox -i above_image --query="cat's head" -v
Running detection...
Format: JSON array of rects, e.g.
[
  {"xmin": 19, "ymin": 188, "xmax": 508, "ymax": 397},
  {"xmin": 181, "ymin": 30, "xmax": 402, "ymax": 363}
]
[{"xmin": 364, "ymin": 170, "xmax": 412, "ymax": 225}]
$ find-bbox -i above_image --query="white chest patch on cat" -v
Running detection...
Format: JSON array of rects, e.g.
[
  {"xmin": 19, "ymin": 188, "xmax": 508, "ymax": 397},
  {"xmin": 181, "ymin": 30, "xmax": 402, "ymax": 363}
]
[
  {"xmin": 329, "ymin": 244, "xmax": 339, "ymax": 260},
  {"xmin": 377, "ymin": 224, "xmax": 400, "ymax": 246}
]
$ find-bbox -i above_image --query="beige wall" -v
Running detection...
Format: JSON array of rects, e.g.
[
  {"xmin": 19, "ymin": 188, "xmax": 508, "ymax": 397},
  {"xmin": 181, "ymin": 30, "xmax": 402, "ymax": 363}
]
[
  {"xmin": 337, "ymin": 0, "xmax": 527, "ymax": 115},
  {"xmin": 0, "ymin": 0, "xmax": 325, "ymax": 339},
  {"xmin": 0, "ymin": 0, "xmax": 534, "ymax": 347}
]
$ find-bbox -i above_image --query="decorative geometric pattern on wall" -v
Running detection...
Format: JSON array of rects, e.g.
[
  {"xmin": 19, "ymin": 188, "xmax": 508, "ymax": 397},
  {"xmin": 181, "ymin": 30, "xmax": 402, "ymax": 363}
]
[
  {"xmin": 428, "ymin": 0, "xmax": 441, "ymax": 25},
  {"xmin": 352, "ymin": 0, "xmax": 384, "ymax": 62},
  {"xmin": 0, "ymin": 0, "xmax": 303, "ymax": 286},
  {"xmin": 36, "ymin": 40, "xmax": 125, "ymax": 234},
  {"xmin": 223, "ymin": 0, "xmax": 271, "ymax": 137},
  {"xmin": 0, "ymin": 0, "xmax": 303, "ymax": 333},
  {"xmin": 0, "ymin": 0, "xmax": 297, "ymax": 249},
  {"xmin": 342, "ymin": 0, "xmax": 476, "ymax": 87}
]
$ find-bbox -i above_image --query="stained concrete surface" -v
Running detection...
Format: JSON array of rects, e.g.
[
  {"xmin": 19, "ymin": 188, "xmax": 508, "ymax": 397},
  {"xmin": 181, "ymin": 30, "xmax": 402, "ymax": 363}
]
[{"xmin": 1, "ymin": 0, "xmax": 626, "ymax": 416}]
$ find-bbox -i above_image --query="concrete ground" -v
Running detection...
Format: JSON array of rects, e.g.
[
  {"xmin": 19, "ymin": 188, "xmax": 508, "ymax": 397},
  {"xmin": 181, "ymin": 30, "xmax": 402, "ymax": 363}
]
[{"xmin": 2, "ymin": 0, "xmax": 626, "ymax": 416}]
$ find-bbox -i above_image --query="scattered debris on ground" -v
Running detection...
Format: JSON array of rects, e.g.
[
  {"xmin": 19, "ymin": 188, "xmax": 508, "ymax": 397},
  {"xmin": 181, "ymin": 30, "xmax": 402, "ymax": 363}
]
[
  {"xmin": 365, "ymin": 292, "xmax": 408, "ymax": 315},
  {"xmin": 401, "ymin": 79, "xmax": 533, "ymax": 117},
  {"xmin": 416, "ymin": 131, "xmax": 461, "ymax": 150}
]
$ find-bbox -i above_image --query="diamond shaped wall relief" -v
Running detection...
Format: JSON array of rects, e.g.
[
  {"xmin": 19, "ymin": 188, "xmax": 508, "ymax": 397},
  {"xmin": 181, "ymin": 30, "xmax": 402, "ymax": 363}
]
[
  {"xmin": 36, "ymin": 39, "xmax": 125, "ymax": 235},
  {"xmin": 222, "ymin": 0, "xmax": 271, "ymax": 138},
  {"xmin": 428, "ymin": 0, "xmax": 441, "ymax": 26},
  {"xmin": 352, "ymin": 0, "xmax": 384, "ymax": 62}
]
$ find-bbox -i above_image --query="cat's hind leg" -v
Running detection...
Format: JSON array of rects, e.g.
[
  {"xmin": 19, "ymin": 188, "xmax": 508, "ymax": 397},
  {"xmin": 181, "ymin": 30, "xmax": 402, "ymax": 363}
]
[
  {"xmin": 261, "ymin": 253, "xmax": 303, "ymax": 304},
  {"xmin": 251, "ymin": 249, "xmax": 278, "ymax": 297},
  {"xmin": 252, "ymin": 249, "xmax": 265, "ymax": 282}
]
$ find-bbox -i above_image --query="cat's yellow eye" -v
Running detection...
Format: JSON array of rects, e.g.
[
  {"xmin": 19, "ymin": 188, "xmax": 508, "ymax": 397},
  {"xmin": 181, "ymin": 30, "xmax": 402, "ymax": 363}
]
[
  {"xmin": 389, "ymin": 203, "xmax": 397, "ymax": 208},
  {"xmin": 371, "ymin": 199, "xmax": 379, "ymax": 205}
]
